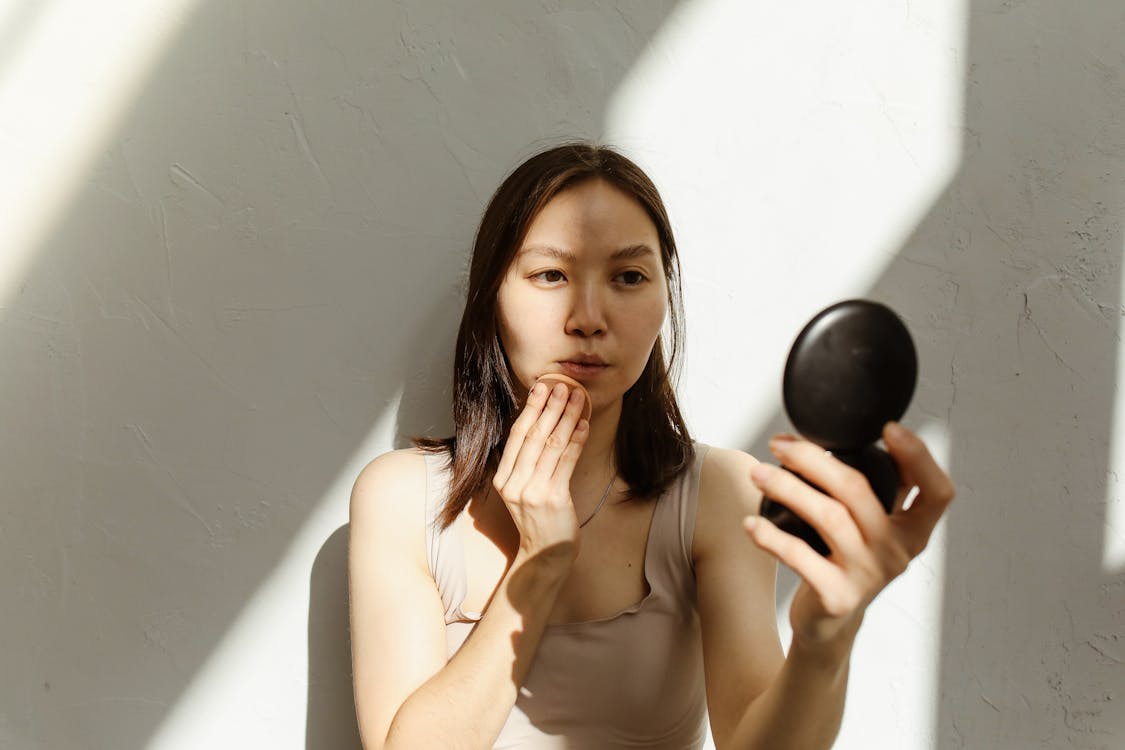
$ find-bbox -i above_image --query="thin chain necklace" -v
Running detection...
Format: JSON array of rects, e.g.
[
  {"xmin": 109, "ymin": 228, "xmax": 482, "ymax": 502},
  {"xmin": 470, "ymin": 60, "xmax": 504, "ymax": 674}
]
[{"xmin": 578, "ymin": 473, "xmax": 618, "ymax": 528}]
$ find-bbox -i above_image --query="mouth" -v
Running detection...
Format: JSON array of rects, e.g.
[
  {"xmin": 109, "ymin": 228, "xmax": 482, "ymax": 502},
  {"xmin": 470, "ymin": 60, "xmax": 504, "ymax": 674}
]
[
  {"xmin": 562, "ymin": 354, "xmax": 606, "ymax": 366},
  {"xmin": 557, "ymin": 357, "xmax": 608, "ymax": 378}
]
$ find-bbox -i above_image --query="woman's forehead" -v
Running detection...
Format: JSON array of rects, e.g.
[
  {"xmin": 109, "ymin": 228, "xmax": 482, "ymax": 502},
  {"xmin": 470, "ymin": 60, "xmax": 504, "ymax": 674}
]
[{"xmin": 520, "ymin": 182, "xmax": 659, "ymax": 260}]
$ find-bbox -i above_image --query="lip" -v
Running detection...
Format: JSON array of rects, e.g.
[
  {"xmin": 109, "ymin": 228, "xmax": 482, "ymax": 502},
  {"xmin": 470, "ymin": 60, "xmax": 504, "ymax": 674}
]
[
  {"xmin": 563, "ymin": 354, "xmax": 606, "ymax": 366},
  {"xmin": 558, "ymin": 360, "xmax": 608, "ymax": 378}
]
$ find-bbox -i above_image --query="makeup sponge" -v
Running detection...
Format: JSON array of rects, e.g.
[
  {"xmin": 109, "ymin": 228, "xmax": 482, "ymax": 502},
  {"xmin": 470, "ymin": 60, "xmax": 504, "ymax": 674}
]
[{"xmin": 535, "ymin": 373, "xmax": 593, "ymax": 422}]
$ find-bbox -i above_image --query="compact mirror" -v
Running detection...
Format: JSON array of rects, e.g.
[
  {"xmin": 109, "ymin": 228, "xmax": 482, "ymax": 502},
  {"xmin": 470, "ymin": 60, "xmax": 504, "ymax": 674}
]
[{"xmin": 760, "ymin": 299, "xmax": 917, "ymax": 555}]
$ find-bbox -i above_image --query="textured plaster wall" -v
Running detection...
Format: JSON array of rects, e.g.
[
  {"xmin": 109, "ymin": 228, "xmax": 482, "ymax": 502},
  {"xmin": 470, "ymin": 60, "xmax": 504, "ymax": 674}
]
[{"xmin": 0, "ymin": 1, "xmax": 1121, "ymax": 749}]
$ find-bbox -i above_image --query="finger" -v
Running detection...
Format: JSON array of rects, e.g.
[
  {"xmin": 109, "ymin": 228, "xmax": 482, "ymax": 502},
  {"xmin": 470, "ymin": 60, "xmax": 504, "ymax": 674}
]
[
  {"xmin": 549, "ymin": 417, "xmax": 589, "ymax": 484},
  {"xmin": 493, "ymin": 381, "xmax": 550, "ymax": 489},
  {"xmin": 750, "ymin": 463, "xmax": 868, "ymax": 560},
  {"xmin": 743, "ymin": 515, "xmax": 851, "ymax": 605},
  {"xmin": 534, "ymin": 386, "xmax": 588, "ymax": 477},
  {"xmin": 768, "ymin": 435, "xmax": 890, "ymax": 541},
  {"xmin": 503, "ymin": 382, "xmax": 573, "ymax": 494},
  {"xmin": 883, "ymin": 422, "xmax": 956, "ymax": 549}
]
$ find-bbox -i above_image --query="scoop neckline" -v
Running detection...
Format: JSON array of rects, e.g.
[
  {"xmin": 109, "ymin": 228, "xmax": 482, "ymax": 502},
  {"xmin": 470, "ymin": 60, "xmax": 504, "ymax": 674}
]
[{"xmin": 454, "ymin": 497, "xmax": 660, "ymax": 630}]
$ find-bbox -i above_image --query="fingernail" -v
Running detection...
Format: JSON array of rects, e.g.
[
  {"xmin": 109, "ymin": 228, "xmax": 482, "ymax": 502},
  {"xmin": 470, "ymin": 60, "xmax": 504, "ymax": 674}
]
[
  {"xmin": 530, "ymin": 382, "xmax": 546, "ymax": 397},
  {"xmin": 743, "ymin": 516, "xmax": 759, "ymax": 533},
  {"xmin": 768, "ymin": 435, "xmax": 794, "ymax": 456},
  {"xmin": 885, "ymin": 421, "xmax": 905, "ymax": 441}
]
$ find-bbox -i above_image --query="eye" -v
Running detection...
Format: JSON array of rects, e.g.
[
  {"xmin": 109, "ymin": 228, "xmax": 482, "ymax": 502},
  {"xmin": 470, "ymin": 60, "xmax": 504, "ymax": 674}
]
[
  {"xmin": 615, "ymin": 270, "xmax": 647, "ymax": 286},
  {"xmin": 532, "ymin": 269, "xmax": 566, "ymax": 284}
]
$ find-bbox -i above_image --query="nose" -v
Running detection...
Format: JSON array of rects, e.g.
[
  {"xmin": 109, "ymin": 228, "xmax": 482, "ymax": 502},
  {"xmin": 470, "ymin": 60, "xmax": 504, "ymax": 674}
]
[{"xmin": 565, "ymin": 283, "xmax": 607, "ymax": 338}]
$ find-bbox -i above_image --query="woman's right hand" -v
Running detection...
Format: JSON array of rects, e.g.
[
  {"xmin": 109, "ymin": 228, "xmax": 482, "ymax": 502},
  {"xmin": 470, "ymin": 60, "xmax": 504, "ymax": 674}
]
[{"xmin": 492, "ymin": 380, "xmax": 589, "ymax": 564}]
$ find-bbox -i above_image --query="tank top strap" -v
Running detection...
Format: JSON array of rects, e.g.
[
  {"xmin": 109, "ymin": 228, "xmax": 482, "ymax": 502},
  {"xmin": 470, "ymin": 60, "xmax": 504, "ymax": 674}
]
[
  {"xmin": 422, "ymin": 451, "xmax": 479, "ymax": 624},
  {"xmin": 643, "ymin": 442, "xmax": 709, "ymax": 610}
]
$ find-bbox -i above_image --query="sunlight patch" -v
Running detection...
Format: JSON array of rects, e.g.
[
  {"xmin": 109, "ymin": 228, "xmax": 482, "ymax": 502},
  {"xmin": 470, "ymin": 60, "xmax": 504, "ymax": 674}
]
[{"xmin": 0, "ymin": 0, "xmax": 202, "ymax": 302}]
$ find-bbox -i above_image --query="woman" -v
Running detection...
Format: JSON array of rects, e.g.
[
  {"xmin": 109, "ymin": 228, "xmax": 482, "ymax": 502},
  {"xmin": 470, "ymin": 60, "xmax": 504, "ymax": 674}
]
[{"xmin": 348, "ymin": 143, "xmax": 954, "ymax": 749}]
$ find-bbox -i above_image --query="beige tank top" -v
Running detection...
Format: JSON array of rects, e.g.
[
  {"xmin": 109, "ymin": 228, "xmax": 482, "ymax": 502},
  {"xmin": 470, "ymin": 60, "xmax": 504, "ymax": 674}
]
[{"xmin": 423, "ymin": 444, "xmax": 710, "ymax": 750}]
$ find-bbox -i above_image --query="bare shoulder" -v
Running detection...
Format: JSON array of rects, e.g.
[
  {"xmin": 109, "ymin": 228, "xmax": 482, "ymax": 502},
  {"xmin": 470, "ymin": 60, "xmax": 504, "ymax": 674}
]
[
  {"xmin": 348, "ymin": 447, "xmax": 449, "ymax": 747},
  {"xmin": 693, "ymin": 445, "xmax": 764, "ymax": 563},
  {"xmin": 351, "ymin": 447, "xmax": 428, "ymax": 512},
  {"xmin": 352, "ymin": 446, "xmax": 427, "ymax": 497},
  {"xmin": 349, "ymin": 447, "xmax": 430, "ymax": 570}
]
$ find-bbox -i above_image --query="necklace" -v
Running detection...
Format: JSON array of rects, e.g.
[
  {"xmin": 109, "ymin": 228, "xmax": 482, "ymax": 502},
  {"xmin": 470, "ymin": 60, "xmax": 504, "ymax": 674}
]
[{"xmin": 578, "ymin": 473, "xmax": 618, "ymax": 529}]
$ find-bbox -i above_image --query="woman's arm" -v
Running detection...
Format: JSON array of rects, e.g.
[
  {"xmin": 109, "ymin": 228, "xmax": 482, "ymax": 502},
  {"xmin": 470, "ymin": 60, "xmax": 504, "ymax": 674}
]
[
  {"xmin": 695, "ymin": 423, "xmax": 954, "ymax": 749},
  {"xmin": 350, "ymin": 382, "xmax": 590, "ymax": 749},
  {"xmin": 349, "ymin": 450, "xmax": 573, "ymax": 750}
]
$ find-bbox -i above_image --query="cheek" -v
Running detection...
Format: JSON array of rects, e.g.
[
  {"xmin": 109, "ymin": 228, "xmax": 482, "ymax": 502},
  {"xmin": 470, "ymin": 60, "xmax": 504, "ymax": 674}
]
[
  {"xmin": 634, "ymin": 292, "xmax": 668, "ymax": 340},
  {"xmin": 617, "ymin": 295, "xmax": 668, "ymax": 371},
  {"xmin": 496, "ymin": 284, "xmax": 551, "ymax": 364},
  {"xmin": 495, "ymin": 286, "xmax": 519, "ymax": 356}
]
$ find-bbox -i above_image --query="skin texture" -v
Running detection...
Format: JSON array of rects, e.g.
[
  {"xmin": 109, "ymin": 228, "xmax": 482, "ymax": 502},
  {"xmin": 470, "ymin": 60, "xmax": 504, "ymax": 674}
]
[{"xmin": 496, "ymin": 177, "xmax": 668, "ymax": 431}]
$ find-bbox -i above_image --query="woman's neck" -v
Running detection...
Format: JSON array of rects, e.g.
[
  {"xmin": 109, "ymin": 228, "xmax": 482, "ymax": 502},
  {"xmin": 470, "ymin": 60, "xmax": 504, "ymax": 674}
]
[{"xmin": 568, "ymin": 397, "xmax": 623, "ymax": 514}]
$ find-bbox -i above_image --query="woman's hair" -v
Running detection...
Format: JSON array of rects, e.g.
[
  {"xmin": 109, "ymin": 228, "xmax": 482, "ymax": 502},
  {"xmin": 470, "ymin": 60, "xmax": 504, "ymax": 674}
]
[{"xmin": 416, "ymin": 141, "xmax": 694, "ymax": 530}]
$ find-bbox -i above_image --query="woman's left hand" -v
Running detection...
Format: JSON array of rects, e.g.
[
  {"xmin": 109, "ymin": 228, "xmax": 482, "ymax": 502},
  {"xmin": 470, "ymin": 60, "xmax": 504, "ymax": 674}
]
[{"xmin": 744, "ymin": 422, "xmax": 955, "ymax": 651}]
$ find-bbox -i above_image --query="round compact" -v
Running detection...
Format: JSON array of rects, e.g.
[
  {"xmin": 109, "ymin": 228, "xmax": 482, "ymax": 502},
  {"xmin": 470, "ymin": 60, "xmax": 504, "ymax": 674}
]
[
  {"xmin": 761, "ymin": 300, "xmax": 918, "ymax": 555},
  {"xmin": 782, "ymin": 299, "xmax": 917, "ymax": 451}
]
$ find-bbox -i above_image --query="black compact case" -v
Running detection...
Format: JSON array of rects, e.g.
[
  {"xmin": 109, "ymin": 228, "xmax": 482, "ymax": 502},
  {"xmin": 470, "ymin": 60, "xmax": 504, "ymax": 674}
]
[{"xmin": 759, "ymin": 299, "xmax": 917, "ymax": 555}]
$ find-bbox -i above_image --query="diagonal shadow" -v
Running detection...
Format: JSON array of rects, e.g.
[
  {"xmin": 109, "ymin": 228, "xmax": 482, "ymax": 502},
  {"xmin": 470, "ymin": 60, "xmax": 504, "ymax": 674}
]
[
  {"xmin": 0, "ymin": 2, "xmax": 686, "ymax": 748},
  {"xmin": 740, "ymin": 1, "xmax": 1125, "ymax": 746},
  {"xmin": 922, "ymin": 2, "xmax": 1125, "ymax": 745},
  {"xmin": 8, "ymin": 1, "xmax": 1122, "ymax": 748}
]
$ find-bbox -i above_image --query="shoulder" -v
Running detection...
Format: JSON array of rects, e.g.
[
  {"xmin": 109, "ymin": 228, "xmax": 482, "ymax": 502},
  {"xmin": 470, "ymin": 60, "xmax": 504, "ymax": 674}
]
[
  {"xmin": 351, "ymin": 447, "xmax": 429, "ymax": 512},
  {"xmin": 349, "ymin": 448, "xmax": 431, "ymax": 569},
  {"xmin": 692, "ymin": 444, "xmax": 764, "ymax": 563},
  {"xmin": 697, "ymin": 444, "xmax": 763, "ymax": 514},
  {"xmin": 352, "ymin": 446, "xmax": 428, "ymax": 488}
]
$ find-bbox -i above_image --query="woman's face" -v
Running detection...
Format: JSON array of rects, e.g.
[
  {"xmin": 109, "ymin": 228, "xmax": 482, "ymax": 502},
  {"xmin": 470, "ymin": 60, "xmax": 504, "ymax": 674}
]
[{"xmin": 496, "ymin": 178, "xmax": 669, "ymax": 414}]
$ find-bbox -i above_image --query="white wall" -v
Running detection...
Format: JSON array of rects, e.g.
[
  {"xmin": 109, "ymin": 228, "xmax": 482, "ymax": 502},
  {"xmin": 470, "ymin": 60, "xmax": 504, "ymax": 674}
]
[{"xmin": 1, "ymin": 1, "xmax": 1121, "ymax": 748}]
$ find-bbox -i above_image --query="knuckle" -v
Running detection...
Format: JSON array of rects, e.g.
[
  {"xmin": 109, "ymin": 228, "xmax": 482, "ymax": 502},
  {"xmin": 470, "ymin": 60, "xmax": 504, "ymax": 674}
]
[
  {"xmin": 545, "ymin": 432, "xmax": 565, "ymax": 450},
  {"xmin": 819, "ymin": 500, "xmax": 851, "ymax": 532},
  {"xmin": 836, "ymin": 588, "xmax": 862, "ymax": 616},
  {"xmin": 516, "ymin": 485, "xmax": 536, "ymax": 504},
  {"xmin": 823, "ymin": 592, "xmax": 853, "ymax": 618},
  {"xmin": 842, "ymin": 469, "xmax": 871, "ymax": 498}
]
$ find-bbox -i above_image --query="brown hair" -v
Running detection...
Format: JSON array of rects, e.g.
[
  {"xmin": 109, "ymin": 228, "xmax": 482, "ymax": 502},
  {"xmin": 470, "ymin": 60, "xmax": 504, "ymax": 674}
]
[{"xmin": 416, "ymin": 142, "xmax": 694, "ymax": 529}]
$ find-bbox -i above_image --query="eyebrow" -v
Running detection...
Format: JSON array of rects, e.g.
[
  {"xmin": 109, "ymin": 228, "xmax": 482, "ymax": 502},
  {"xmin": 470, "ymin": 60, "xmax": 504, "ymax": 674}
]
[{"xmin": 518, "ymin": 243, "xmax": 658, "ymax": 262}]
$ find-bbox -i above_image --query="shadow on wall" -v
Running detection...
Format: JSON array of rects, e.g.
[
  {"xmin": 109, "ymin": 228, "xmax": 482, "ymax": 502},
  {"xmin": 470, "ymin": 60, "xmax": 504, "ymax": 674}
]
[
  {"xmin": 306, "ymin": 525, "xmax": 361, "ymax": 749},
  {"xmin": 924, "ymin": 3, "xmax": 1125, "ymax": 744},
  {"xmin": 743, "ymin": 0, "xmax": 1125, "ymax": 745},
  {"xmin": 0, "ymin": 1, "xmax": 683, "ymax": 748}
]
